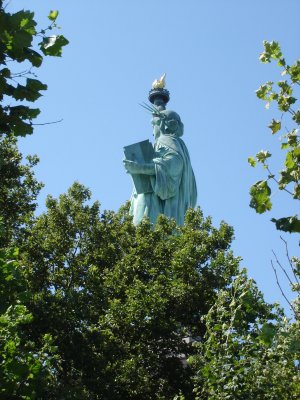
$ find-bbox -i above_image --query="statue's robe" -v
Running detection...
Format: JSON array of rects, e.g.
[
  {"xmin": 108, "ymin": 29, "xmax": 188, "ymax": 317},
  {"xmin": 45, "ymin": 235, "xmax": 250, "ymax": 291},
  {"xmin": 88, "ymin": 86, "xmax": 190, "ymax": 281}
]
[{"xmin": 130, "ymin": 133, "xmax": 197, "ymax": 225}]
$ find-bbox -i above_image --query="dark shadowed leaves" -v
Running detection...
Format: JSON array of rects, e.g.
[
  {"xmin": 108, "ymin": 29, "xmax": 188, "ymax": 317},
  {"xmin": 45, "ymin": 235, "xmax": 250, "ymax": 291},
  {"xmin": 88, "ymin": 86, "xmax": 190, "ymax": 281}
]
[
  {"xmin": 40, "ymin": 35, "xmax": 69, "ymax": 57},
  {"xmin": 271, "ymin": 215, "xmax": 300, "ymax": 233}
]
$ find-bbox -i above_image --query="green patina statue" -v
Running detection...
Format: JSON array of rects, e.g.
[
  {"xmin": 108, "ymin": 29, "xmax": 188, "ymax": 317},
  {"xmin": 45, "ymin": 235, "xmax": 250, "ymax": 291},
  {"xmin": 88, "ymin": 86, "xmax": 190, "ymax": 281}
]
[{"xmin": 123, "ymin": 75, "xmax": 197, "ymax": 225}]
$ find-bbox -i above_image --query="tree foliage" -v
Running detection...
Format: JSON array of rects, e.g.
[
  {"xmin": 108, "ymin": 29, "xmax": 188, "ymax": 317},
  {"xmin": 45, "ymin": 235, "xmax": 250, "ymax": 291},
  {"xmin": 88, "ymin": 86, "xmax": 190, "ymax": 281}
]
[
  {"xmin": 0, "ymin": 2, "xmax": 68, "ymax": 397},
  {"xmin": 249, "ymin": 41, "xmax": 300, "ymax": 233},
  {"xmin": 5, "ymin": 181, "xmax": 295, "ymax": 399},
  {"xmin": 0, "ymin": 248, "xmax": 60, "ymax": 399},
  {"xmin": 2, "ymin": 180, "xmax": 299, "ymax": 399},
  {"xmin": 0, "ymin": 1, "xmax": 68, "ymax": 137},
  {"xmin": 1, "ymin": 6, "xmax": 299, "ymax": 398},
  {"xmin": 17, "ymin": 182, "xmax": 242, "ymax": 399},
  {"xmin": 189, "ymin": 271, "xmax": 300, "ymax": 399},
  {"xmin": 0, "ymin": 135, "xmax": 43, "ymax": 248}
]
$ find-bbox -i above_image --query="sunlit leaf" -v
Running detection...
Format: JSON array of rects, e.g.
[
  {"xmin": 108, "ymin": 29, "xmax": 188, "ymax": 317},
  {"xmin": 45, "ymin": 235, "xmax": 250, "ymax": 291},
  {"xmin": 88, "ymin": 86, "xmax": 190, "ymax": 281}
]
[
  {"xmin": 268, "ymin": 119, "xmax": 281, "ymax": 134},
  {"xmin": 249, "ymin": 180, "xmax": 272, "ymax": 213},
  {"xmin": 248, "ymin": 157, "xmax": 256, "ymax": 167},
  {"xmin": 256, "ymin": 150, "xmax": 272, "ymax": 163},
  {"xmin": 48, "ymin": 10, "xmax": 59, "ymax": 21}
]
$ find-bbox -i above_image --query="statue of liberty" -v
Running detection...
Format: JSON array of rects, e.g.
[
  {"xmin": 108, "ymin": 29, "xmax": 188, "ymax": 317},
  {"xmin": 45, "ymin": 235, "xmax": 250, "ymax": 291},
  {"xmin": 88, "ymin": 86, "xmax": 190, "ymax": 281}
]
[{"xmin": 123, "ymin": 75, "xmax": 197, "ymax": 225}]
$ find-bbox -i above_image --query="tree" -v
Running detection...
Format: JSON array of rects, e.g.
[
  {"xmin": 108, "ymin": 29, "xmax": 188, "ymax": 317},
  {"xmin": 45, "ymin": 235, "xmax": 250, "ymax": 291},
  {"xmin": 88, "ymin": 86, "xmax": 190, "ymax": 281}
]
[
  {"xmin": 189, "ymin": 271, "xmax": 300, "ymax": 400},
  {"xmin": 0, "ymin": 248, "xmax": 61, "ymax": 399},
  {"xmin": 0, "ymin": 135, "xmax": 43, "ymax": 248},
  {"xmin": 188, "ymin": 41, "xmax": 299, "ymax": 400},
  {"xmin": 248, "ymin": 41, "xmax": 300, "ymax": 233},
  {"xmin": 0, "ymin": 2, "xmax": 69, "ymax": 248},
  {"xmin": 0, "ymin": 3, "xmax": 68, "ymax": 397},
  {"xmin": 18, "ymin": 181, "xmax": 251, "ymax": 399}
]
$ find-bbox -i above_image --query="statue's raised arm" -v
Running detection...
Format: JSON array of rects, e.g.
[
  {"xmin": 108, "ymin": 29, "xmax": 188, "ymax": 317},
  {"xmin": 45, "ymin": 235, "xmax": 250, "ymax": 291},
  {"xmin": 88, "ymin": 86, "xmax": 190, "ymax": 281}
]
[{"xmin": 123, "ymin": 75, "xmax": 197, "ymax": 225}]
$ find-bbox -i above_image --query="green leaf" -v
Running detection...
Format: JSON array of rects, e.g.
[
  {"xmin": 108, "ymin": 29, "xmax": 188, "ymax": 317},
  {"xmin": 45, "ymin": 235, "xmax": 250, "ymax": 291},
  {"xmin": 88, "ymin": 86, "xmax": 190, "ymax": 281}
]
[
  {"xmin": 256, "ymin": 150, "xmax": 272, "ymax": 163},
  {"xmin": 281, "ymin": 143, "xmax": 289, "ymax": 150},
  {"xmin": 0, "ymin": 68, "xmax": 11, "ymax": 78},
  {"xmin": 271, "ymin": 215, "xmax": 300, "ymax": 233},
  {"xmin": 249, "ymin": 180, "xmax": 272, "ymax": 214},
  {"xmin": 9, "ymin": 105, "xmax": 40, "ymax": 120},
  {"xmin": 294, "ymin": 184, "xmax": 300, "ymax": 199},
  {"xmin": 294, "ymin": 146, "xmax": 300, "ymax": 157},
  {"xmin": 279, "ymin": 170, "xmax": 294, "ymax": 188},
  {"xmin": 258, "ymin": 323, "xmax": 276, "ymax": 346},
  {"xmin": 277, "ymin": 80, "xmax": 292, "ymax": 94},
  {"xmin": 292, "ymin": 109, "xmax": 300, "ymax": 125},
  {"xmin": 268, "ymin": 119, "xmax": 281, "ymax": 134},
  {"xmin": 12, "ymin": 79, "xmax": 47, "ymax": 102},
  {"xmin": 12, "ymin": 30, "xmax": 32, "ymax": 50},
  {"xmin": 27, "ymin": 78, "xmax": 47, "ymax": 93},
  {"xmin": 278, "ymin": 58, "xmax": 286, "ymax": 67},
  {"xmin": 263, "ymin": 40, "xmax": 282, "ymax": 61},
  {"xmin": 48, "ymin": 10, "xmax": 59, "ymax": 21},
  {"xmin": 278, "ymin": 94, "xmax": 296, "ymax": 112},
  {"xmin": 24, "ymin": 48, "xmax": 43, "ymax": 67},
  {"xmin": 288, "ymin": 60, "xmax": 300, "ymax": 83},
  {"xmin": 285, "ymin": 151, "xmax": 296, "ymax": 169},
  {"xmin": 11, "ymin": 119, "xmax": 33, "ymax": 136},
  {"xmin": 259, "ymin": 52, "xmax": 270, "ymax": 63},
  {"xmin": 248, "ymin": 157, "xmax": 256, "ymax": 167},
  {"xmin": 19, "ymin": 11, "xmax": 36, "ymax": 35},
  {"xmin": 287, "ymin": 130, "xmax": 299, "ymax": 146},
  {"xmin": 30, "ymin": 361, "xmax": 42, "ymax": 376},
  {"xmin": 12, "ymin": 84, "xmax": 32, "ymax": 101},
  {"xmin": 256, "ymin": 82, "xmax": 273, "ymax": 100},
  {"xmin": 9, "ymin": 10, "xmax": 36, "ymax": 31},
  {"xmin": 269, "ymin": 92, "xmax": 278, "ymax": 101},
  {"xmin": 40, "ymin": 35, "xmax": 69, "ymax": 57}
]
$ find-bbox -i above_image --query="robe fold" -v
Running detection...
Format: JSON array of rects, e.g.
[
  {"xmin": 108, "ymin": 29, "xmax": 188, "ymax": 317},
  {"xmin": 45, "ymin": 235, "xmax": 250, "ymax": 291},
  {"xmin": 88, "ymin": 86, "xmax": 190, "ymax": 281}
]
[{"xmin": 130, "ymin": 133, "xmax": 197, "ymax": 226}]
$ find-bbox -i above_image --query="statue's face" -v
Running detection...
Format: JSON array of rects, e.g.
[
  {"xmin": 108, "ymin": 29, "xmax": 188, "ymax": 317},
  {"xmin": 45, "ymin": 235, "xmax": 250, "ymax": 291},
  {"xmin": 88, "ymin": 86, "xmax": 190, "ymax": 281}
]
[{"xmin": 151, "ymin": 116, "xmax": 162, "ymax": 140}]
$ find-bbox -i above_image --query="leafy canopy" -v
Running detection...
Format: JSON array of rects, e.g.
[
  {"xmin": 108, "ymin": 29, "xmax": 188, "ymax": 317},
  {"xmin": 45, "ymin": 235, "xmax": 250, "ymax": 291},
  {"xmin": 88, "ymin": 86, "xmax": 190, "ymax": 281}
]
[
  {"xmin": 249, "ymin": 41, "xmax": 300, "ymax": 233},
  {"xmin": 19, "ymin": 182, "xmax": 241, "ymax": 399},
  {"xmin": 0, "ymin": 2, "xmax": 68, "ymax": 137}
]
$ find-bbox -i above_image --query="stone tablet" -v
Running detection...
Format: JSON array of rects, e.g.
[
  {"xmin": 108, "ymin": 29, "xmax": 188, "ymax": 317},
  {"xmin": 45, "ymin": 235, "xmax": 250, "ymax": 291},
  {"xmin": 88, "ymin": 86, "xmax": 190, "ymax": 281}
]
[{"xmin": 123, "ymin": 140, "xmax": 154, "ymax": 194}]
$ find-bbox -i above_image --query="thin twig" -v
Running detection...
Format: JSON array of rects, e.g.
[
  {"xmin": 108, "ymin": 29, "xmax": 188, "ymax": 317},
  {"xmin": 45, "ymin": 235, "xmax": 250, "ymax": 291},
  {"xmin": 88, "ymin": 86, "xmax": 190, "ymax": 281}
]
[
  {"xmin": 272, "ymin": 249, "xmax": 294, "ymax": 286},
  {"xmin": 266, "ymin": 165, "xmax": 294, "ymax": 196},
  {"xmin": 10, "ymin": 68, "xmax": 33, "ymax": 78},
  {"xmin": 280, "ymin": 236, "xmax": 300, "ymax": 284},
  {"xmin": 271, "ymin": 259, "xmax": 295, "ymax": 313},
  {"xmin": 31, "ymin": 119, "xmax": 63, "ymax": 126},
  {"xmin": 3, "ymin": 0, "xmax": 12, "ymax": 10},
  {"xmin": 35, "ymin": 20, "xmax": 57, "ymax": 36}
]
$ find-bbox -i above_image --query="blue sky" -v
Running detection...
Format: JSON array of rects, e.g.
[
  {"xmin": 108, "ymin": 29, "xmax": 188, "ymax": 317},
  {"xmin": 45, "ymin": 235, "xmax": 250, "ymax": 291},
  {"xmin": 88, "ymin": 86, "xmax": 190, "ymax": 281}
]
[{"xmin": 9, "ymin": 0, "xmax": 299, "ymax": 314}]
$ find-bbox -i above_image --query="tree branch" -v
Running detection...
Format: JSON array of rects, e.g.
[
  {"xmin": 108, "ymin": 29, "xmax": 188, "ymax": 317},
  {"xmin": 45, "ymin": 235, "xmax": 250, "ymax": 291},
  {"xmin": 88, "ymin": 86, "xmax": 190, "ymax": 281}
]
[
  {"xmin": 271, "ymin": 259, "xmax": 295, "ymax": 314},
  {"xmin": 266, "ymin": 165, "xmax": 294, "ymax": 196},
  {"xmin": 31, "ymin": 119, "xmax": 63, "ymax": 126},
  {"xmin": 272, "ymin": 249, "xmax": 293, "ymax": 286},
  {"xmin": 280, "ymin": 236, "xmax": 300, "ymax": 285}
]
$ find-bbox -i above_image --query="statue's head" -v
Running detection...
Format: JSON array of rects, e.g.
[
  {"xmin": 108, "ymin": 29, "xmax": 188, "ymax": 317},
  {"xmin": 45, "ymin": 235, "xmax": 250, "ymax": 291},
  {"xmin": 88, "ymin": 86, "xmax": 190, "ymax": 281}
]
[{"xmin": 151, "ymin": 109, "xmax": 184, "ymax": 139}]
